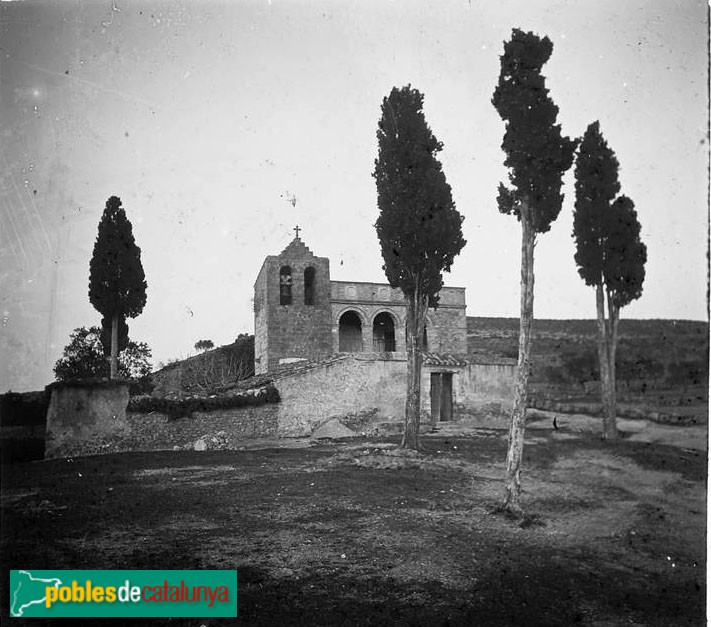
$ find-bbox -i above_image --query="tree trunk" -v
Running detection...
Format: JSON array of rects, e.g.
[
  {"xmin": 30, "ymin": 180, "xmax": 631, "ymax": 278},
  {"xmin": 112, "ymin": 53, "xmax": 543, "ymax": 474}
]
[
  {"xmin": 605, "ymin": 291, "xmax": 620, "ymax": 439},
  {"xmin": 110, "ymin": 311, "xmax": 119, "ymax": 379},
  {"xmin": 402, "ymin": 288, "xmax": 428, "ymax": 450},
  {"xmin": 595, "ymin": 284, "xmax": 618, "ymax": 439},
  {"xmin": 501, "ymin": 201, "xmax": 535, "ymax": 516}
]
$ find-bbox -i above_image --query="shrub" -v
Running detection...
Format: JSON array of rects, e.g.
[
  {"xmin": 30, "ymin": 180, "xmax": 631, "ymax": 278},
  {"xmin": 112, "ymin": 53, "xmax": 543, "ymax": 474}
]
[
  {"xmin": 129, "ymin": 375, "xmax": 155, "ymax": 397},
  {"xmin": 127, "ymin": 384, "xmax": 280, "ymax": 420}
]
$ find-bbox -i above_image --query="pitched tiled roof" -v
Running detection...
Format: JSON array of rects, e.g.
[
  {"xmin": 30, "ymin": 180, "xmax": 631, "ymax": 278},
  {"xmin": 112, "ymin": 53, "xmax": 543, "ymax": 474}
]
[
  {"xmin": 422, "ymin": 353, "xmax": 469, "ymax": 367},
  {"xmin": 269, "ymin": 354, "xmax": 353, "ymax": 380}
]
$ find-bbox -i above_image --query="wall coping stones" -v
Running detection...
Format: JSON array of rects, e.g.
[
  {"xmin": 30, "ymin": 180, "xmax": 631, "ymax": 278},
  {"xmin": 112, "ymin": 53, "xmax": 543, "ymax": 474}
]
[
  {"xmin": 423, "ymin": 353, "xmax": 468, "ymax": 367},
  {"xmin": 45, "ymin": 378, "xmax": 132, "ymax": 392},
  {"xmin": 264, "ymin": 351, "xmax": 516, "ymax": 381}
]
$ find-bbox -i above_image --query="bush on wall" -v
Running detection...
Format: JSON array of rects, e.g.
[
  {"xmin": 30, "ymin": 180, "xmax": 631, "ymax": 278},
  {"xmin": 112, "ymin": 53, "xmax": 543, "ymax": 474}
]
[{"xmin": 127, "ymin": 385, "xmax": 280, "ymax": 420}]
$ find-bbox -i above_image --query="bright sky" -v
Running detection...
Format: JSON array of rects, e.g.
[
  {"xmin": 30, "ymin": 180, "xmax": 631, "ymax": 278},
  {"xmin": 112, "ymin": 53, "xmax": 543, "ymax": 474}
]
[{"xmin": 1, "ymin": 0, "xmax": 708, "ymax": 392}]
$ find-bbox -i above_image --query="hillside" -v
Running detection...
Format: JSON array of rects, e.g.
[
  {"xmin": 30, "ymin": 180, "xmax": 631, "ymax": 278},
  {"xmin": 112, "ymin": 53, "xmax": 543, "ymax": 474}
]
[
  {"xmin": 150, "ymin": 335, "xmax": 255, "ymax": 397},
  {"xmin": 467, "ymin": 317, "xmax": 709, "ymax": 404}
]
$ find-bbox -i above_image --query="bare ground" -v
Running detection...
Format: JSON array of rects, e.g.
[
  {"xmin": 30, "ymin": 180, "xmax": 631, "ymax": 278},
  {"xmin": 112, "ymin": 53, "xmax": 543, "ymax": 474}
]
[{"xmin": 1, "ymin": 416, "xmax": 706, "ymax": 626}]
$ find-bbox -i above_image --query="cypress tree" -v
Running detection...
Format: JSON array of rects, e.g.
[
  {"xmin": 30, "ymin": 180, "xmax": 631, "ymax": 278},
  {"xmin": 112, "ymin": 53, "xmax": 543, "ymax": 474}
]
[
  {"xmin": 573, "ymin": 121, "xmax": 647, "ymax": 439},
  {"xmin": 374, "ymin": 85, "xmax": 466, "ymax": 450},
  {"xmin": 89, "ymin": 196, "xmax": 147, "ymax": 378},
  {"xmin": 492, "ymin": 29, "xmax": 576, "ymax": 515}
]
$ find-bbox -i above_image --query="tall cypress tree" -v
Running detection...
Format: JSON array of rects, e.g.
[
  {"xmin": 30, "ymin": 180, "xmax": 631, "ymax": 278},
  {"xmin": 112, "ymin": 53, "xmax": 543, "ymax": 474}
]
[
  {"xmin": 492, "ymin": 29, "xmax": 576, "ymax": 515},
  {"xmin": 89, "ymin": 196, "xmax": 147, "ymax": 378},
  {"xmin": 374, "ymin": 85, "xmax": 465, "ymax": 450},
  {"xmin": 573, "ymin": 121, "xmax": 647, "ymax": 439}
]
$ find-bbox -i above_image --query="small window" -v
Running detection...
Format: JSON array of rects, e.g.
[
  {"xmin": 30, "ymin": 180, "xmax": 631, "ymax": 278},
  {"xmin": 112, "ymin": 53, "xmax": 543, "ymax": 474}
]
[
  {"xmin": 304, "ymin": 267, "xmax": 316, "ymax": 305},
  {"xmin": 279, "ymin": 266, "xmax": 292, "ymax": 305}
]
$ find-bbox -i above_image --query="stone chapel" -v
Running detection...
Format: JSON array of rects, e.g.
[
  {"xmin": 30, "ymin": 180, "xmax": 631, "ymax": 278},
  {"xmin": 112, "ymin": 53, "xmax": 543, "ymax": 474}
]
[
  {"xmin": 249, "ymin": 230, "xmax": 515, "ymax": 432},
  {"xmin": 253, "ymin": 232, "xmax": 468, "ymax": 374}
]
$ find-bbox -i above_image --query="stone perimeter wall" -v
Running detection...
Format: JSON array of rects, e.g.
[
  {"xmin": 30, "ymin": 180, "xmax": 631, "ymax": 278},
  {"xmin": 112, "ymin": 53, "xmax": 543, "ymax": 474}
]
[
  {"xmin": 275, "ymin": 355, "xmax": 516, "ymax": 437},
  {"xmin": 47, "ymin": 403, "xmax": 279, "ymax": 458},
  {"xmin": 275, "ymin": 355, "xmax": 408, "ymax": 437},
  {"xmin": 44, "ymin": 359, "xmax": 514, "ymax": 458},
  {"xmin": 122, "ymin": 405, "xmax": 278, "ymax": 453},
  {"xmin": 448, "ymin": 363, "xmax": 517, "ymax": 422}
]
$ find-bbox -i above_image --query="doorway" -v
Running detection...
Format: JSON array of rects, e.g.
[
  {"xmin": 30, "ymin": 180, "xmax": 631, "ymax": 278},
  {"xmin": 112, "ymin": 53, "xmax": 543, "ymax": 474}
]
[{"xmin": 430, "ymin": 372, "xmax": 453, "ymax": 423}]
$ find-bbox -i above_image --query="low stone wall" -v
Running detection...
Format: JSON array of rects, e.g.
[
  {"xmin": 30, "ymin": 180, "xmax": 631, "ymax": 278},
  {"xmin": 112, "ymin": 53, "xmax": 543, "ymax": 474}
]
[
  {"xmin": 527, "ymin": 397, "xmax": 706, "ymax": 426},
  {"xmin": 113, "ymin": 405, "xmax": 279, "ymax": 453},
  {"xmin": 44, "ymin": 377, "xmax": 280, "ymax": 458},
  {"xmin": 49, "ymin": 404, "xmax": 278, "ymax": 458}
]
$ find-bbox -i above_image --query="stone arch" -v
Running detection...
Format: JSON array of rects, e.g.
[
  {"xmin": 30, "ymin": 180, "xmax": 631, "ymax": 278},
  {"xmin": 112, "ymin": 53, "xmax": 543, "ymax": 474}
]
[
  {"xmin": 372, "ymin": 311, "xmax": 397, "ymax": 352},
  {"xmin": 279, "ymin": 265, "xmax": 292, "ymax": 305},
  {"xmin": 370, "ymin": 307, "xmax": 401, "ymax": 326},
  {"xmin": 338, "ymin": 310, "xmax": 363, "ymax": 352},
  {"xmin": 332, "ymin": 305, "xmax": 368, "ymax": 326}
]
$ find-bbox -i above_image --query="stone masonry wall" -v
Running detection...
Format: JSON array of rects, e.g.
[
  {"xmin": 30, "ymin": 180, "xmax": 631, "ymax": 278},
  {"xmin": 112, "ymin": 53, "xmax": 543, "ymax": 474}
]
[
  {"xmin": 275, "ymin": 355, "xmax": 409, "ymax": 436},
  {"xmin": 253, "ymin": 262, "xmax": 269, "ymax": 374},
  {"xmin": 330, "ymin": 282, "xmax": 467, "ymax": 355},
  {"xmin": 420, "ymin": 362, "xmax": 516, "ymax": 424},
  {"xmin": 428, "ymin": 304, "xmax": 467, "ymax": 355},
  {"xmin": 42, "ymin": 359, "xmax": 514, "ymax": 457},
  {"xmin": 46, "ymin": 402, "xmax": 279, "ymax": 458},
  {"xmin": 276, "ymin": 355, "xmax": 516, "ymax": 437},
  {"xmin": 121, "ymin": 405, "xmax": 278, "ymax": 452},
  {"xmin": 455, "ymin": 364, "xmax": 516, "ymax": 415}
]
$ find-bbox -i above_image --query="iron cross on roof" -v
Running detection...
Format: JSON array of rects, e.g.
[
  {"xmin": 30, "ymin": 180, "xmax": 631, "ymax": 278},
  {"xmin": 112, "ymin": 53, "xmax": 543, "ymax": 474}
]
[{"xmin": 294, "ymin": 225, "xmax": 301, "ymax": 238}]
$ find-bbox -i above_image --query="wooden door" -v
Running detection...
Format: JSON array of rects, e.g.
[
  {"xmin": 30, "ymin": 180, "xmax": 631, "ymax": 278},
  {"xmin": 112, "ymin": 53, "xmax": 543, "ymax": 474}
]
[
  {"xmin": 431, "ymin": 373, "xmax": 453, "ymax": 423},
  {"xmin": 430, "ymin": 374, "xmax": 442, "ymax": 424},
  {"xmin": 440, "ymin": 373, "xmax": 453, "ymax": 422}
]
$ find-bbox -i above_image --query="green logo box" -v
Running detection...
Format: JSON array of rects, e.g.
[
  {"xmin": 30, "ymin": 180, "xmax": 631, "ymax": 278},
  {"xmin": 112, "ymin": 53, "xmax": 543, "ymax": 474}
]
[{"xmin": 10, "ymin": 569, "xmax": 237, "ymax": 618}]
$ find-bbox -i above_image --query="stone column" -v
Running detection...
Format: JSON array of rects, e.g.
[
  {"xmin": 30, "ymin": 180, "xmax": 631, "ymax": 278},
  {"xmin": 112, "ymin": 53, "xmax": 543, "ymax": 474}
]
[{"xmin": 361, "ymin": 316, "xmax": 374, "ymax": 352}]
